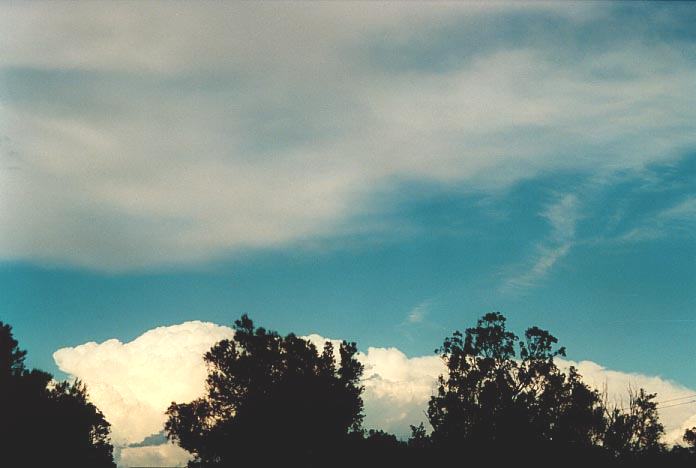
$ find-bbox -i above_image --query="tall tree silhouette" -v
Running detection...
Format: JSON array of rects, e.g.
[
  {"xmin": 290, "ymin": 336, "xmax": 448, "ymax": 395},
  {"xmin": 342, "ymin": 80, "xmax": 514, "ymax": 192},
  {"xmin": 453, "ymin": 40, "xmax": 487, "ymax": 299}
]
[
  {"xmin": 166, "ymin": 314, "xmax": 364, "ymax": 467},
  {"xmin": 427, "ymin": 312, "xmax": 605, "ymax": 462},
  {"xmin": 0, "ymin": 322, "xmax": 115, "ymax": 467}
]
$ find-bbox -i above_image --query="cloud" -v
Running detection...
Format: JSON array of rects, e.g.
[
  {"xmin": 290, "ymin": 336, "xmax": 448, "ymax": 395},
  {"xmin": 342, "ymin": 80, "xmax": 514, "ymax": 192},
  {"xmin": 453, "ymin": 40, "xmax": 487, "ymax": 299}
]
[
  {"xmin": 617, "ymin": 195, "xmax": 696, "ymax": 243},
  {"xmin": 279, "ymin": 332, "xmax": 442, "ymax": 434},
  {"xmin": 543, "ymin": 194, "xmax": 580, "ymax": 243},
  {"xmin": 53, "ymin": 321, "xmax": 235, "ymax": 447},
  {"xmin": 660, "ymin": 196, "xmax": 696, "ymax": 221},
  {"xmin": 502, "ymin": 193, "xmax": 579, "ymax": 292},
  {"xmin": 556, "ymin": 358, "xmax": 696, "ymax": 445},
  {"xmin": 360, "ymin": 347, "xmax": 442, "ymax": 434},
  {"xmin": 0, "ymin": 2, "xmax": 597, "ymax": 74},
  {"xmin": 1, "ymin": 3, "xmax": 696, "ymax": 270},
  {"xmin": 56, "ymin": 320, "xmax": 696, "ymax": 465},
  {"xmin": 118, "ymin": 443, "xmax": 191, "ymax": 468},
  {"xmin": 55, "ymin": 323, "xmax": 442, "ymax": 465},
  {"xmin": 406, "ymin": 301, "xmax": 430, "ymax": 324}
]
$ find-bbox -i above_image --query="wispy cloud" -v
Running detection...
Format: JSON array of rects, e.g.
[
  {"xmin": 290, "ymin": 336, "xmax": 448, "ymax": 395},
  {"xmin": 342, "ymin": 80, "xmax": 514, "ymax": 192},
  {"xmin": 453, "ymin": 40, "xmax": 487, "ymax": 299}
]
[
  {"xmin": 502, "ymin": 194, "xmax": 580, "ymax": 293},
  {"xmin": 2, "ymin": 3, "xmax": 696, "ymax": 270},
  {"xmin": 543, "ymin": 194, "xmax": 580, "ymax": 242},
  {"xmin": 617, "ymin": 195, "xmax": 696, "ymax": 243},
  {"xmin": 406, "ymin": 300, "xmax": 430, "ymax": 324},
  {"xmin": 661, "ymin": 196, "xmax": 696, "ymax": 221},
  {"xmin": 398, "ymin": 299, "xmax": 448, "ymax": 343}
]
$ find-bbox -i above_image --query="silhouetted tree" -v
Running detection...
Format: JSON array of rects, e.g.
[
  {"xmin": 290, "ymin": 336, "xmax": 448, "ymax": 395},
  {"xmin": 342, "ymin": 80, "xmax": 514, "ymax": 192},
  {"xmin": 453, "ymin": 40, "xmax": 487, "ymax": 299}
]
[
  {"xmin": 427, "ymin": 312, "xmax": 606, "ymax": 463},
  {"xmin": 603, "ymin": 388, "xmax": 664, "ymax": 461},
  {"xmin": 0, "ymin": 322, "xmax": 115, "ymax": 467},
  {"xmin": 357, "ymin": 429, "xmax": 409, "ymax": 466},
  {"xmin": 165, "ymin": 314, "xmax": 364, "ymax": 467},
  {"xmin": 407, "ymin": 422, "xmax": 431, "ymax": 450}
]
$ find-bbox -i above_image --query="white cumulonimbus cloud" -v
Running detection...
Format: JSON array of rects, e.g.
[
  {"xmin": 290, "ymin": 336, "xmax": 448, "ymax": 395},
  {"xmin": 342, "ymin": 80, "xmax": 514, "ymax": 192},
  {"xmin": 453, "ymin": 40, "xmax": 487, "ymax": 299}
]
[
  {"xmin": 56, "ymin": 321, "xmax": 696, "ymax": 466},
  {"xmin": 53, "ymin": 321, "xmax": 235, "ymax": 447}
]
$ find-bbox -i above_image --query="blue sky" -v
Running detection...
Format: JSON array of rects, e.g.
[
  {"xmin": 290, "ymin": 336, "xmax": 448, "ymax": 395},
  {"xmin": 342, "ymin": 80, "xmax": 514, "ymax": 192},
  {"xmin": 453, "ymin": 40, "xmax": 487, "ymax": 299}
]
[
  {"xmin": 4, "ymin": 153, "xmax": 696, "ymax": 386},
  {"xmin": 1, "ymin": 1, "xmax": 696, "ymax": 389}
]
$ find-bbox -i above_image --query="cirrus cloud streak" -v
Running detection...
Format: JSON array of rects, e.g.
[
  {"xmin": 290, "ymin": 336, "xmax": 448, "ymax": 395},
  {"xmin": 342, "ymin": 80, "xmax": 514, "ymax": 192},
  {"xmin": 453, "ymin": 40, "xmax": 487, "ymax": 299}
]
[{"xmin": 1, "ymin": 3, "xmax": 696, "ymax": 270}]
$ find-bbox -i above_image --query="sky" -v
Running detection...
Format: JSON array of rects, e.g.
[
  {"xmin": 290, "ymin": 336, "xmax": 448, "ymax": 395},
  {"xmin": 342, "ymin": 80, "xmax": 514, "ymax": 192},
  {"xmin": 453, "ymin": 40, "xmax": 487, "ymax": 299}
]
[{"xmin": 1, "ymin": 1, "xmax": 696, "ymax": 466}]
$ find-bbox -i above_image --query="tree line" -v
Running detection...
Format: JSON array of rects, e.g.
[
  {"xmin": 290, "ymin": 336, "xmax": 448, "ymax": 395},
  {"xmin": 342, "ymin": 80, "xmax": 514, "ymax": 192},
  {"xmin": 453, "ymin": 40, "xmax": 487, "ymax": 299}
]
[{"xmin": 3, "ymin": 313, "xmax": 696, "ymax": 467}]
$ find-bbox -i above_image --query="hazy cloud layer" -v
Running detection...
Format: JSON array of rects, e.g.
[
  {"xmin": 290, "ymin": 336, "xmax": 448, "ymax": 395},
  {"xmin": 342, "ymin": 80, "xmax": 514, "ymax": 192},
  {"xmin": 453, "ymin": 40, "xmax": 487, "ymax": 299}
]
[
  {"xmin": 118, "ymin": 443, "xmax": 191, "ymax": 468},
  {"xmin": 2, "ymin": 3, "xmax": 696, "ymax": 270},
  {"xmin": 56, "ymin": 320, "xmax": 696, "ymax": 466}
]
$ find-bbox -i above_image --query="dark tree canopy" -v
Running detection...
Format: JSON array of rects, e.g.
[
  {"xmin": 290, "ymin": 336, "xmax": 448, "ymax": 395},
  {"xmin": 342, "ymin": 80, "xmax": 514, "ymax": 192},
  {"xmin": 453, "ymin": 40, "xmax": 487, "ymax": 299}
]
[
  {"xmin": 7, "ymin": 308, "xmax": 688, "ymax": 468},
  {"xmin": 0, "ymin": 321, "xmax": 115, "ymax": 468},
  {"xmin": 165, "ymin": 314, "xmax": 365, "ymax": 467},
  {"xmin": 684, "ymin": 427, "xmax": 696, "ymax": 449},
  {"xmin": 603, "ymin": 388, "xmax": 665, "ymax": 458},
  {"xmin": 426, "ymin": 312, "xmax": 643, "ymax": 464},
  {"xmin": 161, "ymin": 311, "xmax": 696, "ymax": 468}
]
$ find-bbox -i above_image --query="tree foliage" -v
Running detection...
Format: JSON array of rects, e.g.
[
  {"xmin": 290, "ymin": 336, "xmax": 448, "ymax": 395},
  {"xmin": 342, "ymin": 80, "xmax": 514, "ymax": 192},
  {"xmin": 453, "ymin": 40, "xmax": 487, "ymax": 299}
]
[
  {"xmin": 0, "ymin": 322, "xmax": 115, "ymax": 467},
  {"xmin": 165, "ymin": 314, "xmax": 364, "ymax": 467},
  {"xmin": 163, "ymin": 311, "xmax": 695, "ymax": 467},
  {"xmin": 425, "ymin": 312, "xmax": 673, "ymax": 465},
  {"xmin": 684, "ymin": 427, "xmax": 696, "ymax": 449},
  {"xmin": 428, "ymin": 313, "xmax": 604, "ymax": 453},
  {"xmin": 603, "ymin": 388, "xmax": 665, "ymax": 458},
  {"xmin": 6, "ymin": 309, "xmax": 695, "ymax": 467}
]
